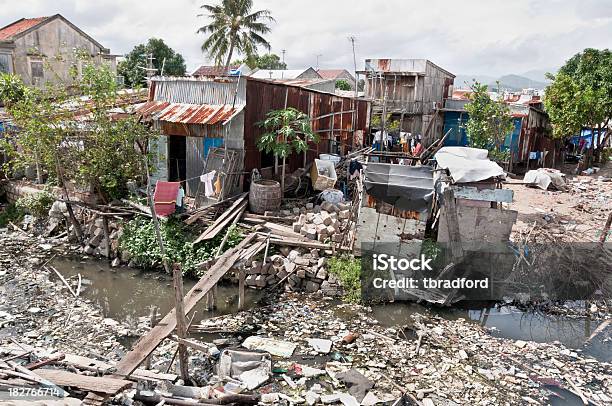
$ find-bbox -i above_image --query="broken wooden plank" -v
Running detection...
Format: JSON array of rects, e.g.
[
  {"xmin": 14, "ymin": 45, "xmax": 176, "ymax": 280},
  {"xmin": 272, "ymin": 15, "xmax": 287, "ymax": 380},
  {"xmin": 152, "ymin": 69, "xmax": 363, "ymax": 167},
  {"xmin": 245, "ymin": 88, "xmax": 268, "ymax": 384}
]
[
  {"xmin": 268, "ymin": 238, "xmax": 332, "ymax": 250},
  {"xmin": 452, "ymin": 186, "xmax": 513, "ymax": 203},
  {"xmin": 194, "ymin": 199, "xmax": 248, "ymax": 243},
  {"xmin": 185, "ymin": 192, "xmax": 247, "ymax": 225},
  {"xmin": 62, "ymin": 353, "xmax": 178, "ymax": 382},
  {"xmin": 172, "ymin": 264, "xmax": 189, "ymax": 381},
  {"xmin": 36, "ymin": 369, "xmax": 132, "ymax": 394},
  {"xmin": 112, "ymin": 233, "xmax": 257, "ymax": 381},
  {"xmin": 263, "ymin": 222, "xmax": 309, "ymax": 241}
]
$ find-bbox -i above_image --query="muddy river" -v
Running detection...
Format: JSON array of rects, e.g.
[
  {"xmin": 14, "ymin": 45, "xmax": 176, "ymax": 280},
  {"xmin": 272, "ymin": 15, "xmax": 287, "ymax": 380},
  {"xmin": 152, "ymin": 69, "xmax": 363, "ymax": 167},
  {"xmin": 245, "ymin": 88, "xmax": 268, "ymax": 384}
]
[{"xmin": 53, "ymin": 258, "xmax": 611, "ymax": 363}]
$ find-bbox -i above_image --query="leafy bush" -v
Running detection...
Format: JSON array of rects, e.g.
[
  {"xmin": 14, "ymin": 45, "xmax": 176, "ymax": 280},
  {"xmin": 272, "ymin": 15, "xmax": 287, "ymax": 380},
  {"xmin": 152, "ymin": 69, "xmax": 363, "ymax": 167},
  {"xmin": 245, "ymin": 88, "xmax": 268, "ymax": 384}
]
[
  {"xmin": 120, "ymin": 216, "xmax": 243, "ymax": 277},
  {"xmin": 0, "ymin": 203, "xmax": 24, "ymax": 227},
  {"xmin": 15, "ymin": 191, "xmax": 55, "ymax": 218},
  {"xmin": 328, "ymin": 256, "xmax": 361, "ymax": 303}
]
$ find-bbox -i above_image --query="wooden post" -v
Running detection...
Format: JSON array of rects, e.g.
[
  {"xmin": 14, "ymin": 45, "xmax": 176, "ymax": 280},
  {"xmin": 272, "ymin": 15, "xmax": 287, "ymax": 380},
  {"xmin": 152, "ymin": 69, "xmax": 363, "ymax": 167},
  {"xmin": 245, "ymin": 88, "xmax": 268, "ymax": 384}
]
[
  {"xmin": 144, "ymin": 305, "xmax": 157, "ymax": 370},
  {"xmin": 442, "ymin": 188, "xmax": 464, "ymax": 261},
  {"xmin": 102, "ymin": 216, "xmax": 111, "ymax": 259},
  {"xmin": 599, "ymin": 211, "xmax": 612, "ymax": 246},
  {"xmin": 144, "ymin": 159, "xmax": 170, "ymax": 273},
  {"xmin": 172, "ymin": 264, "xmax": 189, "ymax": 381},
  {"xmin": 238, "ymin": 269, "xmax": 246, "ymax": 310}
]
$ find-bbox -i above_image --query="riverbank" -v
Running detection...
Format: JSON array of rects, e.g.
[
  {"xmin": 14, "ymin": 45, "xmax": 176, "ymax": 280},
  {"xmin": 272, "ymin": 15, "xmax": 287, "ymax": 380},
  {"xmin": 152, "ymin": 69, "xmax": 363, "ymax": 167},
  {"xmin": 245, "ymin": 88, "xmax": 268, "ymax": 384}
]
[{"xmin": 1, "ymin": 230, "xmax": 611, "ymax": 405}]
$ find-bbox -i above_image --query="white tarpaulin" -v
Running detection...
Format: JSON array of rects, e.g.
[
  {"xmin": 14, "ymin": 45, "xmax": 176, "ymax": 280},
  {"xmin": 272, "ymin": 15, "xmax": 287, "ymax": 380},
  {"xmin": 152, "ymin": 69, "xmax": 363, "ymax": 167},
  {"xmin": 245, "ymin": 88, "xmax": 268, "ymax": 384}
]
[
  {"xmin": 434, "ymin": 147, "xmax": 506, "ymax": 183},
  {"xmin": 523, "ymin": 168, "xmax": 567, "ymax": 190}
]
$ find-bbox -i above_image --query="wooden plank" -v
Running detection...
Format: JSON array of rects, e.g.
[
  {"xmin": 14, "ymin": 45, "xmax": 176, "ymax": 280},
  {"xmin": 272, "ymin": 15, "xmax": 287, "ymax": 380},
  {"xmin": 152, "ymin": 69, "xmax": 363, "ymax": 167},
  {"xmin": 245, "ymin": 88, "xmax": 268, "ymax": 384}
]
[
  {"xmin": 112, "ymin": 233, "xmax": 257, "ymax": 380},
  {"xmin": 36, "ymin": 369, "xmax": 132, "ymax": 394},
  {"xmin": 263, "ymin": 222, "xmax": 309, "ymax": 241},
  {"xmin": 62, "ymin": 353, "xmax": 178, "ymax": 382},
  {"xmin": 172, "ymin": 264, "xmax": 189, "ymax": 381},
  {"xmin": 442, "ymin": 188, "xmax": 464, "ymax": 261},
  {"xmin": 185, "ymin": 192, "xmax": 247, "ymax": 225},
  {"xmin": 268, "ymin": 238, "xmax": 332, "ymax": 250},
  {"xmin": 194, "ymin": 199, "xmax": 247, "ymax": 243},
  {"xmin": 452, "ymin": 186, "xmax": 513, "ymax": 203}
]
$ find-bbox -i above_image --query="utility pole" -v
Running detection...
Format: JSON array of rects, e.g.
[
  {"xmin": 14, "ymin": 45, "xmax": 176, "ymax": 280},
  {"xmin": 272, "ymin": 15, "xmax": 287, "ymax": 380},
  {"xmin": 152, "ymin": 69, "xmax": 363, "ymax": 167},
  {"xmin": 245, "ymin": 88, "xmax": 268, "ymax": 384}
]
[
  {"xmin": 348, "ymin": 36, "xmax": 358, "ymax": 98},
  {"xmin": 281, "ymin": 49, "xmax": 286, "ymax": 65},
  {"xmin": 316, "ymin": 54, "xmax": 322, "ymax": 71}
]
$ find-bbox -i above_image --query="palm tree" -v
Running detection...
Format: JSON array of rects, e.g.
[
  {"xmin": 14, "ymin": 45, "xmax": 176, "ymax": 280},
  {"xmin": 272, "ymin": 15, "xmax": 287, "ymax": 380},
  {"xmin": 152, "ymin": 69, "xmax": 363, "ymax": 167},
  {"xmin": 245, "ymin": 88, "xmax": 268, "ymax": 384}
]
[{"xmin": 198, "ymin": 0, "xmax": 274, "ymax": 74}]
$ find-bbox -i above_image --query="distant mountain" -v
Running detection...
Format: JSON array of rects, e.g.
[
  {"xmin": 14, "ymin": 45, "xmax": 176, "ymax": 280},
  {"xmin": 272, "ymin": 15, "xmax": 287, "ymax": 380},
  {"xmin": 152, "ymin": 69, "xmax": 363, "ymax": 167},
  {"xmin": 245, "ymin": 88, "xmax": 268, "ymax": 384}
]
[
  {"xmin": 520, "ymin": 68, "xmax": 556, "ymax": 83},
  {"xmin": 454, "ymin": 73, "xmax": 550, "ymax": 91},
  {"xmin": 454, "ymin": 74, "xmax": 496, "ymax": 89},
  {"xmin": 494, "ymin": 74, "xmax": 548, "ymax": 91}
]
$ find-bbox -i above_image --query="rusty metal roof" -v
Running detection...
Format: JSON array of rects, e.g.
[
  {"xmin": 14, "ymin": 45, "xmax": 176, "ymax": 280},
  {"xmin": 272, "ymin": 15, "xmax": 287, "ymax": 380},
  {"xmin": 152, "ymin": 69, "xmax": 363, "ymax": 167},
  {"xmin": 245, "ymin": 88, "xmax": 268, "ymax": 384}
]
[
  {"xmin": 0, "ymin": 17, "xmax": 49, "ymax": 40},
  {"xmin": 136, "ymin": 101, "xmax": 243, "ymax": 125}
]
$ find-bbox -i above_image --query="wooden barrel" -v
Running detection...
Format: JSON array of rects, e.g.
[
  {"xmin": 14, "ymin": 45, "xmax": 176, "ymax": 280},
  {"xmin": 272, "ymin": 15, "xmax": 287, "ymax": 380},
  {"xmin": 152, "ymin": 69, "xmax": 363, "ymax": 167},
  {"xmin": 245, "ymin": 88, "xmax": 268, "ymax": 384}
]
[{"xmin": 249, "ymin": 180, "xmax": 282, "ymax": 214}]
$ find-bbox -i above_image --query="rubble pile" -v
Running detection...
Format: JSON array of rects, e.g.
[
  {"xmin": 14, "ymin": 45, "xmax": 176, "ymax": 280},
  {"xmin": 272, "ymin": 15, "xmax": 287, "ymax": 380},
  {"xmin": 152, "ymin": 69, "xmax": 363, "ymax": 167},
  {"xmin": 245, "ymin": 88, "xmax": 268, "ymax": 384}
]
[
  {"xmin": 242, "ymin": 250, "xmax": 343, "ymax": 296},
  {"xmin": 292, "ymin": 201, "xmax": 352, "ymax": 243},
  {"xmin": 189, "ymin": 295, "xmax": 612, "ymax": 405}
]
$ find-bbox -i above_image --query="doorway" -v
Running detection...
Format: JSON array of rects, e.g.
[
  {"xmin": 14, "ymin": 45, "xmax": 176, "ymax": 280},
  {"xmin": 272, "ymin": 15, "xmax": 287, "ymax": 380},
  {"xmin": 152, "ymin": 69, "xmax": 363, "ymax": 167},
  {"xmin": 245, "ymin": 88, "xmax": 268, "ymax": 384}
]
[{"xmin": 168, "ymin": 135, "xmax": 186, "ymax": 182}]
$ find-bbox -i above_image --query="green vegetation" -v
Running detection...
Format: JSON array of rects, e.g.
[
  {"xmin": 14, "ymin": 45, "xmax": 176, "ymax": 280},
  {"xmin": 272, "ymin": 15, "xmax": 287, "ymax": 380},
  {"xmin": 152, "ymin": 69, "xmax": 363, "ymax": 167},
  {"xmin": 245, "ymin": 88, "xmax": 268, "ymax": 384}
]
[
  {"xmin": 233, "ymin": 53, "xmax": 287, "ymax": 70},
  {"xmin": 544, "ymin": 48, "xmax": 611, "ymax": 159},
  {"xmin": 335, "ymin": 79, "xmax": 352, "ymax": 91},
  {"xmin": 120, "ymin": 216, "xmax": 243, "ymax": 277},
  {"xmin": 371, "ymin": 113, "xmax": 399, "ymax": 133},
  {"xmin": 0, "ymin": 203, "xmax": 24, "ymax": 227},
  {"xmin": 328, "ymin": 256, "xmax": 361, "ymax": 303},
  {"xmin": 0, "ymin": 52, "xmax": 156, "ymax": 201},
  {"xmin": 118, "ymin": 38, "xmax": 187, "ymax": 87},
  {"xmin": 464, "ymin": 81, "xmax": 513, "ymax": 161},
  {"xmin": 198, "ymin": 0, "xmax": 274, "ymax": 72},
  {"xmin": 15, "ymin": 191, "xmax": 54, "ymax": 218},
  {"xmin": 257, "ymin": 107, "xmax": 317, "ymax": 190}
]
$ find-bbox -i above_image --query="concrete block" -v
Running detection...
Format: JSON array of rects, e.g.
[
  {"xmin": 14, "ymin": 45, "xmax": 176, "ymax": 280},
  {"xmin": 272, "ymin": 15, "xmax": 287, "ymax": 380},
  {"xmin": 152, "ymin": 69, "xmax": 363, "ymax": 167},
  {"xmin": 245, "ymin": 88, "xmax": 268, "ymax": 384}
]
[
  {"xmin": 305, "ymin": 281, "xmax": 320, "ymax": 293},
  {"xmin": 297, "ymin": 268, "xmax": 306, "ymax": 278},
  {"xmin": 320, "ymin": 211, "xmax": 332, "ymax": 226},
  {"xmin": 255, "ymin": 275, "xmax": 267, "ymax": 287},
  {"xmin": 338, "ymin": 210, "xmax": 350, "ymax": 219}
]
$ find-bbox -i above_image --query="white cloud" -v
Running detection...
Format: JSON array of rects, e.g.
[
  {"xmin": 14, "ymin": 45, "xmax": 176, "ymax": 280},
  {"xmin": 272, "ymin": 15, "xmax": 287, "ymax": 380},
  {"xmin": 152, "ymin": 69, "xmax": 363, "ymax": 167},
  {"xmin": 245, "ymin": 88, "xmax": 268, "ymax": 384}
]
[{"xmin": 0, "ymin": 0, "xmax": 610, "ymax": 76}]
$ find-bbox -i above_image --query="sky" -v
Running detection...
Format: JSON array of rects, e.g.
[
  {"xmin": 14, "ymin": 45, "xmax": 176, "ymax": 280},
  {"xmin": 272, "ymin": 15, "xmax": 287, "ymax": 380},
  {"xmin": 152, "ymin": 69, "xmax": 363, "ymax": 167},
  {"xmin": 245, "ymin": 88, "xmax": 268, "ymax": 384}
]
[{"xmin": 1, "ymin": 0, "xmax": 611, "ymax": 79}]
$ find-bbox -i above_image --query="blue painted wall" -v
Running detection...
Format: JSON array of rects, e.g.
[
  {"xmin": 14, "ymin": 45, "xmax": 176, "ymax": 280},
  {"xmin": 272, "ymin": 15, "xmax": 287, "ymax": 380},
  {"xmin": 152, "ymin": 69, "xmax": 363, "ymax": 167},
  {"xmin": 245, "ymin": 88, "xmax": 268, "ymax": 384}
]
[{"xmin": 442, "ymin": 111, "xmax": 469, "ymax": 146}]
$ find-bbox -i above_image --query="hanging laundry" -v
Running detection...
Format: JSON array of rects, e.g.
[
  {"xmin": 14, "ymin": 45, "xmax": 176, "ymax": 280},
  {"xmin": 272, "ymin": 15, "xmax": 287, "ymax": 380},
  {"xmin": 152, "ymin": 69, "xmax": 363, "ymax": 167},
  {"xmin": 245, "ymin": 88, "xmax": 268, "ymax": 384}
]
[
  {"xmin": 200, "ymin": 170, "xmax": 216, "ymax": 197},
  {"xmin": 214, "ymin": 175, "xmax": 222, "ymax": 196}
]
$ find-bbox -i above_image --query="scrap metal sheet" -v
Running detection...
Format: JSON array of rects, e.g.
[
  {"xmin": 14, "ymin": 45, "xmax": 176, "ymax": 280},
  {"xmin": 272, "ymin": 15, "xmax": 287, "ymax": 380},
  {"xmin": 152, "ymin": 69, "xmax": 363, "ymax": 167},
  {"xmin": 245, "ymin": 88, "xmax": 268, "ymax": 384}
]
[{"xmin": 364, "ymin": 163, "xmax": 434, "ymax": 212}]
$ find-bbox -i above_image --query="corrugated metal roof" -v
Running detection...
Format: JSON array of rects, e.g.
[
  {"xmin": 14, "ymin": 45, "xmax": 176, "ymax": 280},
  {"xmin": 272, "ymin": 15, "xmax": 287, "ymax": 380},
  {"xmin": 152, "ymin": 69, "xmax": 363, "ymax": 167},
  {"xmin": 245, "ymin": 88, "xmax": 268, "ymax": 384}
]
[
  {"xmin": 317, "ymin": 69, "xmax": 349, "ymax": 79},
  {"xmin": 151, "ymin": 76, "xmax": 247, "ymax": 106},
  {"xmin": 0, "ymin": 17, "xmax": 48, "ymax": 40},
  {"xmin": 136, "ymin": 101, "xmax": 244, "ymax": 125},
  {"xmin": 249, "ymin": 69, "xmax": 319, "ymax": 80}
]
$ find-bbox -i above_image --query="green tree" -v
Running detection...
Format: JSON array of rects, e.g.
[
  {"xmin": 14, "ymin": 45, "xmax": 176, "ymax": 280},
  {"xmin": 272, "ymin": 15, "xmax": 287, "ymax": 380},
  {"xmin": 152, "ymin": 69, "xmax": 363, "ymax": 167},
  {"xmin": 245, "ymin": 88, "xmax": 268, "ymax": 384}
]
[
  {"xmin": 118, "ymin": 38, "xmax": 186, "ymax": 87},
  {"xmin": 464, "ymin": 82, "xmax": 514, "ymax": 161},
  {"xmin": 234, "ymin": 53, "xmax": 286, "ymax": 70},
  {"xmin": 545, "ymin": 48, "xmax": 612, "ymax": 151},
  {"xmin": 198, "ymin": 0, "xmax": 274, "ymax": 73},
  {"xmin": 335, "ymin": 79, "xmax": 351, "ymax": 91},
  {"xmin": 0, "ymin": 73, "xmax": 29, "ymax": 107},
  {"xmin": 0, "ymin": 52, "xmax": 156, "ymax": 201},
  {"xmin": 256, "ymin": 107, "xmax": 317, "ymax": 191},
  {"xmin": 544, "ymin": 73, "xmax": 596, "ymax": 139}
]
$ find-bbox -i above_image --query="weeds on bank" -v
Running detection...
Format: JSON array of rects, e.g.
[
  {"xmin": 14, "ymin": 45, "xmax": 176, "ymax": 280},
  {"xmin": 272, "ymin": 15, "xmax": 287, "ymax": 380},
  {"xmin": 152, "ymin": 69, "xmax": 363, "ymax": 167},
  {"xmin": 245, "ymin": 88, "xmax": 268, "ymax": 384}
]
[
  {"xmin": 328, "ymin": 256, "xmax": 361, "ymax": 303},
  {"xmin": 120, "ymin": 216, "xmax": 243, "ymax": 277}
]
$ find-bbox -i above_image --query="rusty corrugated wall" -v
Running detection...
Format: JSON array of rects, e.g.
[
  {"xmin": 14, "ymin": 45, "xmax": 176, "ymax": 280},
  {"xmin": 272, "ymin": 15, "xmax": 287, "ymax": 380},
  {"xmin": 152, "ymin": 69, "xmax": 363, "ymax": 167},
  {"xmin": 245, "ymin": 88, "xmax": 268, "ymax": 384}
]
[{"xmin": 244, "ymin": 78, "xmax": 370, "ymax": 173}]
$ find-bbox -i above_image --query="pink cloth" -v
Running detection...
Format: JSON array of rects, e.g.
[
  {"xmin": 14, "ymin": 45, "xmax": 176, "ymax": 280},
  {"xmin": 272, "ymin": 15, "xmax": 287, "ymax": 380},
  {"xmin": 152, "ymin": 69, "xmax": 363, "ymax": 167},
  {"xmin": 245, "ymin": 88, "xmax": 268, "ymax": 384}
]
[{"xmin": 153, "ymin": 181, "xmax": 180, "ymax": 216}]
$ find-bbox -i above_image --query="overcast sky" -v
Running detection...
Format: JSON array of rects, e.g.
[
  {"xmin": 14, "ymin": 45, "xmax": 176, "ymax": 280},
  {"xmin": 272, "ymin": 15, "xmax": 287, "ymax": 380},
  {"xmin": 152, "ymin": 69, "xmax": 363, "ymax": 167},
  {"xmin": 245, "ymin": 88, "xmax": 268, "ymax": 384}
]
[{"xmin": 1, "ymin": 0, "xmax": 610, "ymax": 78}]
